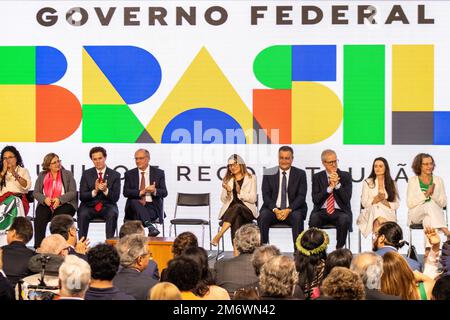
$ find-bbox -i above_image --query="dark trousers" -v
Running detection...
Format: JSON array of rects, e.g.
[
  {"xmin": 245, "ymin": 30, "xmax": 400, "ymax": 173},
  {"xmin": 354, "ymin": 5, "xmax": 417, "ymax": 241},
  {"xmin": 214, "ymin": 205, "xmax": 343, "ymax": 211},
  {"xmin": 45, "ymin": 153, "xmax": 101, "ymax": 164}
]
[
  {"xmin": 258, "ymin": 208, "xmax": 304, "ymax": 248},
  {"xmin": 128, "ymin": 199, "xmax": 159, "ymax": 224},
  {"xmin": 77, "ymin": 203, "xmax": 119, "ymax": 240},
  {"xmin": 34, "ymin": 203, "xmax": 76, "ymax": 248},
  {"xmin": 221, "ymin": 203, "xmax": 254, "ymax": 241},
  {"xmin": 308, "ymin": 209, "xmax": 351, "ymax": 249}
]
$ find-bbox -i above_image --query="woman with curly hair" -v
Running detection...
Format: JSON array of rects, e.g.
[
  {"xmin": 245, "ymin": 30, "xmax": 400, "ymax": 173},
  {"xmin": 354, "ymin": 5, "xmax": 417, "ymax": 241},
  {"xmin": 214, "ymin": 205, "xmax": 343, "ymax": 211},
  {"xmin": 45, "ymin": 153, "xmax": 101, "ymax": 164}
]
[
  {"xmin": 259, "ymin": 255, "xmax": 299, "ymax": 299},
  {"xmin": 294, "ymin": 228, "xmax": 329, "ymax": 299},
  {"xmin": 321, "ymin": 267, "xmax": 365, "ymax": 300}
]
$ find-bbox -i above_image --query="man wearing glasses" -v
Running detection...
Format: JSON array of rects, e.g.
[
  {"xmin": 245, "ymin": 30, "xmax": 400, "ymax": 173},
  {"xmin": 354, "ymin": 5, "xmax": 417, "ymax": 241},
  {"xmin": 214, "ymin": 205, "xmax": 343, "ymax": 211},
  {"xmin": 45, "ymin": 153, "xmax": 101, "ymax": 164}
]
[
  {"xmin": 309, "ymin": 149, "xmax": 352, "ymax": 249},
  {"xmin": 123, "ymin": 149, "xmax": 167, "ymax": 237}
]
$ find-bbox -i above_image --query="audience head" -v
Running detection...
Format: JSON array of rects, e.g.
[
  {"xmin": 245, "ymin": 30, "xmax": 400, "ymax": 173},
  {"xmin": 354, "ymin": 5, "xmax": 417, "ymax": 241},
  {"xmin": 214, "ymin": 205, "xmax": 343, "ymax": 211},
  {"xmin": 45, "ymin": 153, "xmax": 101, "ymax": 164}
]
[
  {"xmin": 432, "ymin": 275, "xmax": 450, "ymax": 300},
  {"xmin": 87, "ymin": 243, "xmax": 120, "ymax": 282},
  {"xmin": 252, "ymin": 245, "xmax": 281, "ymax": 276},
  {"xmin": 412, "ymin": 153, "xmax": 435, "ymax": 176},
  {"xmin": 233, "ymin": 287, "xmax": 260, "ymax": 300},
  {"xmin": 59, "ymin": 255, "xmax": 91, "ymax": 299},
  {"xmin": 149, "ymin": 282, "xmax": 182, "ymax": 300},
  {"xmin": 441, "ymin": 239, "xmax": 450, "ymax": 275},
  {"xmin": 321, "ymin": 267, "xmax": 365, "ymax": 300},
  {"xmin": 259, "ymin": 255, "xmax": 298, "ymax": 298},
  {"xmin": 367, "ymin": 157, "xmax": 398, "ymax": 202},
  {"xmin": 119, "ymin": 220, "xmax": 145, "ymax": 238},
  {"xmin": 37, "ymin": 234, "xmax": 69, "ymax": 256},
  {"xmin": 181, "ymin": 246, "xmax": 211, "ymax": 297},
  {"xmin": 295, "ymin": 228, "xmax": 329, "ymax": 297},
  {"xmin": 350, "ymin": 252, "xmax": 384, "ymax": 290},
  {"xmin": 381, "ymin": 251, "xmax": 418, "ymax": 300},
  {"xmin": 233, "ymin": 224, "xmax": 261, "ymax": 255},
  {"xmin": 165, "ymin": 256, "xmax": 201, "ymax": 292},
  {"xmin": 50, "ymin": 214, "xmax": 77, "ymax": 244},
  {"xmin": 324, "ymin": 248, "xmax": 353, "ymax": 277},
  {"xmin": 116, "ymin": 234, "xmax": 150, "ymax": 271},
  {"xmin": 42, "ymin": 153, "xmax": 61, "ymax": 173},
  {"xmin": 278, "ymin": 145, "xmax": 294, "ymax": 171},
  {"xmin": 373, "ymin": 221, "xmax": 406, "ymax": 251},
  {"xmin": 7, "ymin": 216, "xmax": 33, "ymax": 244},
  {"xmin": 172, "ymin": 232, "xmax": 198, "ymax": 257}
]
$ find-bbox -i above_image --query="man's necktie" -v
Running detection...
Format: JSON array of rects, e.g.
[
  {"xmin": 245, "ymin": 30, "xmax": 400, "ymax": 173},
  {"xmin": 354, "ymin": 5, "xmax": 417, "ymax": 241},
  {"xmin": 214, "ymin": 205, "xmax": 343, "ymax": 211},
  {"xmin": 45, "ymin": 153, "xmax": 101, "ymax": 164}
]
[
  {"xmin": 280, "ymin": 171, "xmax": 287, "ymax": 209},
  {"xmin": 326, "ymin": 192, "xmax": 335, "ymax": 215},
  {"xmin": 139, "ymin": 171, "xmax": 146, "ymax": 205},
  {"xmin": 94, "ymin": 172, "xmax": 103, "ymax": 212}
]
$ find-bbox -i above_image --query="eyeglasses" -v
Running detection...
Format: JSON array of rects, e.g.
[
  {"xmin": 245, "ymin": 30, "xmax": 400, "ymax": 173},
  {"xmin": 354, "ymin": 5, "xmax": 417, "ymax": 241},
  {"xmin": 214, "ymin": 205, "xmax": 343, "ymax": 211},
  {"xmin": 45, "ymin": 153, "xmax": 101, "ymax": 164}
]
[
  {"xmin": 324, "ymin": 159, "xmax": 339, "ymax": 165},
  {"xmin": 2, "ymin": 156, "xmax": 16, "ymax": 160},
  {"xmin": 228, "ymin": 163, "xmax": 239, "ymax": 168},
  {"xmin": 50, "ymin": 160, "xmax": 61, "ymax": 165}
]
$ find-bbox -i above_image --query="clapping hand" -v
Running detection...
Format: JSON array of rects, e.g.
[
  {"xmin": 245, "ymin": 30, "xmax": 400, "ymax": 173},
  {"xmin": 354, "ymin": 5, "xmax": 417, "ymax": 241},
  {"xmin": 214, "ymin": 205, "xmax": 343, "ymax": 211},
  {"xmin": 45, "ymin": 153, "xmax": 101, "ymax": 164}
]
[
  {"xmin": 75, "ymin": 236, "xmax": 91, "ymax": 255},
  {"xmin": 98, "ymin": 180, "xmax": 108, "ymax": 192},
  {"xmin": 222, "ymin": 182, "xmax": 232, "ymax": 193},
  {"xmin": 146, "ymin": 182, "xmax": 156, "ymax": 194},
  {"xmin": 424, "ymin": 227, "xmax": 440, "ymax": 246}
]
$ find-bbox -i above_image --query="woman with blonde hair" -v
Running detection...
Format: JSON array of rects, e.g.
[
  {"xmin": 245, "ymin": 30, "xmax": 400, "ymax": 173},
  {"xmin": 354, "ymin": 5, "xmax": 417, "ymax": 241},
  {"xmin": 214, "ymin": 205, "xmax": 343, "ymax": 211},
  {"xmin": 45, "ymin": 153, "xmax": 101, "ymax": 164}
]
[
  {"xmin": 148, "ymin": 282, "xmax": 181, "ymax": 300},
  {"xmin": 211, "ymin": 154, "xmax": 257, "ymax": 246},
  {"xmin": 381, "ymin": 251, "xmax": 435, "ymax": 300}
]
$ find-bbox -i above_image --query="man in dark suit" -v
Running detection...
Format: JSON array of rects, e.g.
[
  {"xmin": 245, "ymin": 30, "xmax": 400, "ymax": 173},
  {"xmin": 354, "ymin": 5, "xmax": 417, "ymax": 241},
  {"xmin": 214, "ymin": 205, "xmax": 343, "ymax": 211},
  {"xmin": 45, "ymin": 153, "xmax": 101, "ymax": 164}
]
[
  {"xmin": 309, "ymin": 149, "xmax": 352, "ymax": 249},
  {"xmin": 0, "ymin": 248, "xmax": 15, "ymax": 301},
  {"xmin": 1, "ymin": 217, "xmax": 35, "ymax": 288},
  {"xmin": 113, "ymin": 234, "xmax": 158, "ymax": 300},
  {"xmin": 214, "ymin": 224, "xmax": 261, "ymax": 295},
  {"xmin": 123, "ymin": 149, "xmax": 167, "ymax": 236},
  {"xmin": 77, "ymin": 147, "xmax": 121, "ymax": 240},
  {"xmin": 258, "ymin": 146, "xmax": 308, "ymax": 248}
]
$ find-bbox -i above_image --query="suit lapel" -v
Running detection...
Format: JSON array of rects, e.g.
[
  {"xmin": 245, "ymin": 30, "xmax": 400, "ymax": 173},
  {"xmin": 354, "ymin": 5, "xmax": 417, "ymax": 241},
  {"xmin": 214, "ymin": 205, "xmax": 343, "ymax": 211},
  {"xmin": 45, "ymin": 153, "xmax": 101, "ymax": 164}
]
[{"xmin": 273, "ymin": 170, "xmax": 280, "ymax": 195}]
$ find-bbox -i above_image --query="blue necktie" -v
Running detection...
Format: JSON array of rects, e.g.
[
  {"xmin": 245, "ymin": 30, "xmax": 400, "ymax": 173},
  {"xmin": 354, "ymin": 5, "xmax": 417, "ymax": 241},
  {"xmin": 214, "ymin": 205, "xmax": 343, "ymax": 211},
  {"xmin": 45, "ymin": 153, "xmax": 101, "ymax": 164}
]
[{"xmin": 281, "ymin": 171, "xmax": 287, "ymax": 209}]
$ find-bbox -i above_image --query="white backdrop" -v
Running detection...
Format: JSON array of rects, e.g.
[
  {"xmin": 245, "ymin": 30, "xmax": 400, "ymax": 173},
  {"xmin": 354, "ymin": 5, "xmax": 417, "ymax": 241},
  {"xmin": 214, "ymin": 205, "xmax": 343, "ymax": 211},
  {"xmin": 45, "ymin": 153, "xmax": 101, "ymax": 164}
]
[{"xmin": 1, "ymin": 1, "xmax": 450, "ymax": 253}]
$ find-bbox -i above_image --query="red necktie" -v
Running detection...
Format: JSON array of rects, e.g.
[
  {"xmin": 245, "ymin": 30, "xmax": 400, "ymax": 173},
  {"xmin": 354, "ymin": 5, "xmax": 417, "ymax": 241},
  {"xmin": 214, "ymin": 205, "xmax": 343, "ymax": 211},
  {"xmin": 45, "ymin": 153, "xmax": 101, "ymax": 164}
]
[
  {"xmin": 139, "ymin": 171, "xmax": 146, "ymax": 205},
  {"xmin": 94, "ymin": 172, "xmax": 103, "ymax": 212},
  {"xmin": 326, "ymin": 192, "xmax": 335, "ymax": 215}
]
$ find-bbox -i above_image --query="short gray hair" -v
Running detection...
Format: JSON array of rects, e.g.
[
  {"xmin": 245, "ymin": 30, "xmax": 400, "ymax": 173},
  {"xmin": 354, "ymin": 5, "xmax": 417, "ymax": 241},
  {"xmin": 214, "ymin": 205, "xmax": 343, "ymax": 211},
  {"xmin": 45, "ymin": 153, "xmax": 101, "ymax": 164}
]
[
  {"xmin": 59, "ymin": 255, "xmax": 91, "ymax": 296},
  {"xmin": 136, "ymin": 148, "xmax": 150, "ymax": 158},
  {"xmin": 259, "ymin": 255, "xmax": 298, "ymax": 297},
  {"xmin": 350, "ymin": 252, "xmax": 383, "ymax": 290},
  {"xmin": 116, "ymin": 234, "xmax": 149, "ymax": 267},
  {"xmin": 321, "ymin": 149, "xmax": 336, "ymax": 162},
  {"xmin": 233, "ymin": 224, "xmax": 261, "ymax": 254},
  {"xmin": 252, "ymin": 245, "xmax": 281, "ymax": 276}
]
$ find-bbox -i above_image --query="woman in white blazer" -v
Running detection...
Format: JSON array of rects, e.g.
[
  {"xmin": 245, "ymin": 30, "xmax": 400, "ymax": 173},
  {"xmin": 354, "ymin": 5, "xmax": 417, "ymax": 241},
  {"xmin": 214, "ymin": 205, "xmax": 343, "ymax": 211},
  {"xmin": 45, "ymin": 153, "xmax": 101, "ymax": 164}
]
[
  {"xmin": 211, "ymin": 154, "xmax": 257, "ymax": 246},
  {"xmin": 407, "ymin": 153, "xmax": 449, "ymax": 238},
  {"xmin": 357, "ymin": 157, "xmax": 399, "ymax": 238}
]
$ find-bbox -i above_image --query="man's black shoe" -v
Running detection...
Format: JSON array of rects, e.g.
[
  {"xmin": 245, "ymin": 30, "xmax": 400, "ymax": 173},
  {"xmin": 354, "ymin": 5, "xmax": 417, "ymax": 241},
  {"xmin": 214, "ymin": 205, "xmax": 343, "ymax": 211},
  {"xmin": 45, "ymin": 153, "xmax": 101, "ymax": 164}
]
[{"xmin": 144, "ymin": 221, "xmax": 160, "ymax": 237}]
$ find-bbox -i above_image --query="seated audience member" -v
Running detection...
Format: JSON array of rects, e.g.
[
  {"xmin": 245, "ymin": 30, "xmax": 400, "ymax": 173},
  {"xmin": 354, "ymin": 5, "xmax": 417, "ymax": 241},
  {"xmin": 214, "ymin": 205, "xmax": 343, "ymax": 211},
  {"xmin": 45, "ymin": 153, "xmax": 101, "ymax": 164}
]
[
  {"xmin": 324, "ymin": 248, "xmax": 353, "ymax": 277},
  {"xmin": 78, "ymin": 147, "xmax": 120, "ymax": 240},
  {"xmin": 33, "ymin": 153, "xmax": 77, "ymax": 248},
  {"xmin": 350, "ymin": 252, "xmax": 400, "ymax": 300},
  {"xmin": 1, "ymin": 217, "xmax": 35, "ymax": 287},
  {"xmin": 294, "ymin": 228, "xmax": 329, "ymax": 299},
  {"xmin": 85, "ymin": 244, "xmax": 134, "ymax": 300},
  {"xmin": 381, "ymin": 251, "xmax": 434, "ymax": 300},
  {"xmin": 321, "ymin": 267, "xmax": 365, "ymax": 300},
  {"xmin": 18, "ymin": 234, "xmax": 69, "ymax": 300},
  {"xmin": 0, "ymin": 146, "xmax": 32, "ymax": 224},
  {"xmin": 165, "ymin": 256, "xmax": 202, "ymax": 300},
  {"xmin": 357, "ymin": 157, "xmax": 399, "ymax": 238},
  {"xmin": 182, "ymin": 246, "xmax": 229, "ymax": 300},
  {"xmin": 118, "ymin": 220, "xmax": 159, "ymax": 280},
  {"xmin": 233, "ymin": 287, "xmax": 260, "ymax": 300},
  {"xmin": 212, "ymin": 154, "xmax": 257, "ymax": 246},
  {"xmin": 0, "ymin": 248, "xmax": 14, "ymax": 301},
  {"xmin": 58, "ymin": 255, "xmax": 91, "ymax": 300},
  {"xmin": 123, "ymin": 149, "xmax": 167, "ymax": 236},
  {"xmin": 50, "ymin": 214, "xmax": 89, "ymax": 259},
  {"xmin": 259, "ymin": 255, "xmax": 299, "ymax": 300},
  {"xmin": 149, "ymin": 282, "xmax": 182, "ymax": 300},
  {"xmin": 214, "ymin": 224, "xmax": 261, "ymax": 294},
  {"xmin": 431, "ymin": 274, "xmax": 450, "ymax": 300},
  {"xmin": 372, "ymin": 221, "xmax": 421, "ymax": 271},
  {"xmin": 113, "ymin": 234, "xmax": 158, "ymax": 300},
  {"xmin": 251, "ymin": 245, "xmax": 281, "ymax": 285}
]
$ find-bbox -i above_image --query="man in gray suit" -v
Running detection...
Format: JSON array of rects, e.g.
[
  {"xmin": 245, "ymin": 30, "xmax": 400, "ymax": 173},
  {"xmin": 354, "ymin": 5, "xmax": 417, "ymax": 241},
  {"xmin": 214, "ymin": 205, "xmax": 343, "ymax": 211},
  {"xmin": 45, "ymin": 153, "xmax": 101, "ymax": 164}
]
[
  {"xmin": 113, "ymin": 234, "xmax": 158, "ymax": 300},
  {"xmin": 214, "ymin": 224, "xmax": 261, "ymax": 295}
]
